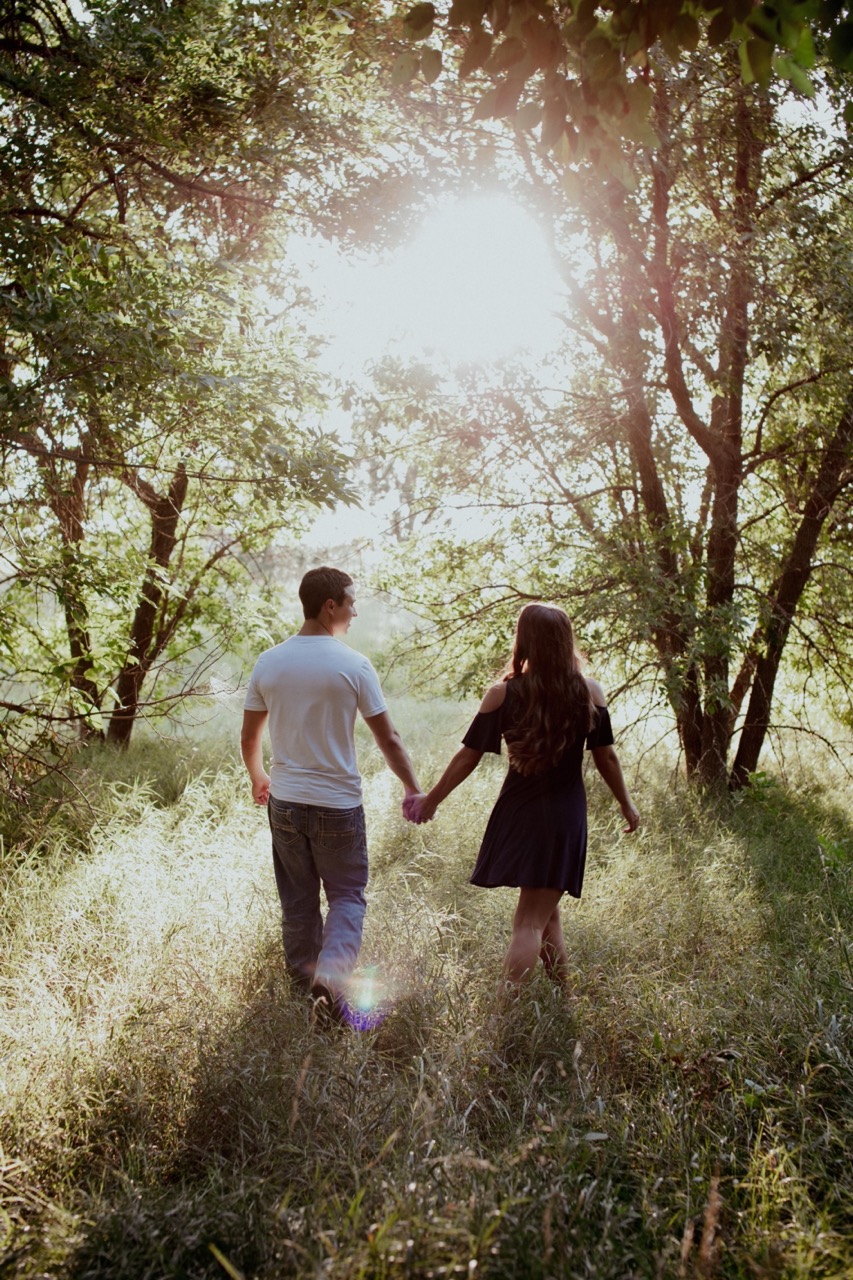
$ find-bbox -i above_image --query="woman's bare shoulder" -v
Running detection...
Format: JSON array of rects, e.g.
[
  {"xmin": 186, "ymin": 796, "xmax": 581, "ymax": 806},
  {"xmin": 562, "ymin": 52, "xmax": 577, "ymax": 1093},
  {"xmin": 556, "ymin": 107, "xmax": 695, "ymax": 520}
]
[
  {"xmin": 478, "ymin": 682, "xmax": 509, "ymax": 713},
  {"xmin": 584, "ymin": 676, "xmax": 606, "ymax": 706}
]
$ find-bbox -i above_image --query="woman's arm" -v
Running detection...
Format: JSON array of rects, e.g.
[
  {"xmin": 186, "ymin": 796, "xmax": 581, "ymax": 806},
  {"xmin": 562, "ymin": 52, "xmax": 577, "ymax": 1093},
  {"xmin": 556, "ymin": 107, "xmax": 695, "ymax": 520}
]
[
  {"xmin": 590, "ymin": 744, "xmax": 640, "ymax": 832},
  {"xmin": 411, "ymin": 746, "xmax": 484, "ymax": 823},
  {"xmin": 407, "ymin": 683, "xmax": 505, "ymax": 823}
]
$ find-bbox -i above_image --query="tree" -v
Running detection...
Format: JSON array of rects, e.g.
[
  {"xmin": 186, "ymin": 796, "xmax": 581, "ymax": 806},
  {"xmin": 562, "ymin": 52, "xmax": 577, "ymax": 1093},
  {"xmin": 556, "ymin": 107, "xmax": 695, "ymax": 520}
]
[
  {"xmin": 396, "ymin": 0, "xmax": 853, "ymax": 159},
  {"xmin": 0, "ymin": 0, "xmax": 378, "ymax": 769},
  {"xmin": 354, "ymin": 55, "xmax": 853, "ymax": 788}
]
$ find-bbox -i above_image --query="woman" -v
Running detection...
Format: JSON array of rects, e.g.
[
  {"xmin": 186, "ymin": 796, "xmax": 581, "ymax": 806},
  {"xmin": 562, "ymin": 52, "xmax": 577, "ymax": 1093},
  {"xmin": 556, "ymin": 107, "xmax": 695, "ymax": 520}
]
[{"xmin": 405, "ymin": 603, "xmax": 639, "ymax": 987}]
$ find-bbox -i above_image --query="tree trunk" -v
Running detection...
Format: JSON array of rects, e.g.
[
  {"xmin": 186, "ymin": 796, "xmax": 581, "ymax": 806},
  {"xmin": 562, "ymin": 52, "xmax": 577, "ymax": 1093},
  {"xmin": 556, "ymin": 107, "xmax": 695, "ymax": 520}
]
[
  {"xmin": 47, "ymin": 456, "xmax": 104, "ymax": 740},
  {"xmin": 676, "ymin": 659, "xmax": 704, "ymax": 776},
  {"xmin": 699, "ymin": 459, "xmax": 740, "ymax": 786},
  {"xmin": 730, "ymin": 385, "xmax": 853, "ymax": 787},
  {"xmin": 696, "ymin": 86, "xmax": 766, "ymax": 787},
  {"xmin": 59, "ymin": 562, "xmax": 103, "ymax": 738},
  {"xmin": 107, "ymin": 463, "xmax": 188, "ymax": 747}
]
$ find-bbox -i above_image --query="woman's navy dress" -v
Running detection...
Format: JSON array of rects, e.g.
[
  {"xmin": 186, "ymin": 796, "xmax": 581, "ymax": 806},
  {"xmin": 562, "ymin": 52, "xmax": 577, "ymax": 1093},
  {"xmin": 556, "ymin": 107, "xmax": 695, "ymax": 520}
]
[{"xmin": 463, "ymin": 679, "xmax": 614, "ymax": 898}]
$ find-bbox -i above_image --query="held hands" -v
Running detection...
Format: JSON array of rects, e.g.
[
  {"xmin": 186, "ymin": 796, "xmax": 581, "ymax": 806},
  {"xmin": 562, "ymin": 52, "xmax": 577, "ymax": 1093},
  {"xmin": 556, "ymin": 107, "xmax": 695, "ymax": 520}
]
[{"xmin": 402, "ymin": 791, "xmax": 437, "ymax": 824}]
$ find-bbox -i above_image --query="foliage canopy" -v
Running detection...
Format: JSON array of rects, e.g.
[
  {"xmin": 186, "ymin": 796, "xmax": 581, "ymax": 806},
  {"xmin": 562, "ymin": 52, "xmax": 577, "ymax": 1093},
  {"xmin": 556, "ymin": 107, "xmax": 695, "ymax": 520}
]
[
  {"xmin": 0, "ymin": 0, "xmax": 376, "ymax": 781},
  {"xmin": 397, "ymin": 0, "xmax": 853, "ymax": 167},
  {"xmin": 356, "ymin": 52, "xmax": 853, "ymax": 787}
]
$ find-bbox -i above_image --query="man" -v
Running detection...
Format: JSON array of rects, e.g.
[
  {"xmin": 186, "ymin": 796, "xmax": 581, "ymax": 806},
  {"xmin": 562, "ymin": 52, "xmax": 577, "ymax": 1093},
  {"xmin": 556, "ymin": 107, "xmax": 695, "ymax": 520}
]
[{"xmin": 241, "ymin": 566, "xmax": 420, "ymax": 1019}]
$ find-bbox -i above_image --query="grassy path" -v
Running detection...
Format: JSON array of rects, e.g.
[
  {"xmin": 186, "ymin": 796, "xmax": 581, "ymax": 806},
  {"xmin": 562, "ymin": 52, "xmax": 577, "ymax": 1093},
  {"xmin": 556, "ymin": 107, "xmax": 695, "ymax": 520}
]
[{"xmin": 1, "ymin": 730, "xmax": 852, "ymax": 1278}]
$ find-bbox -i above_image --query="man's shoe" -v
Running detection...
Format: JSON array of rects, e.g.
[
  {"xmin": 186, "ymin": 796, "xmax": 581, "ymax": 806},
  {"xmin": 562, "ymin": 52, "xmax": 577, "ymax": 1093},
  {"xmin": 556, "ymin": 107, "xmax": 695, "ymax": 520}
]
[{"xmin": 310, "ymin": 982, "xmax": 347, "ymax": 1028}]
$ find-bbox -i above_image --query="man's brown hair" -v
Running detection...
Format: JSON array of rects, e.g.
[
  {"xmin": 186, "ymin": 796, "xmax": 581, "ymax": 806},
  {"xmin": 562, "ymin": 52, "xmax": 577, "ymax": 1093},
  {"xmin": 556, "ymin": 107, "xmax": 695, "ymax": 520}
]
[{"xmin": 298, "ymin": 566, "xmax": 353, "ymax": 619}]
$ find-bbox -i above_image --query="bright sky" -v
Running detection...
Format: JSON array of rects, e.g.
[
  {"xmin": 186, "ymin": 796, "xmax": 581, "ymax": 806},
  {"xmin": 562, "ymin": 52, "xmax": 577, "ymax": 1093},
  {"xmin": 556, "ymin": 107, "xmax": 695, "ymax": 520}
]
[
  {"xmin": 288, "ymin": 193, "xmax": 565, "ymax": 378},
  {"xmin": 289, "ymin": 193, "xmax": 567, "ymax": 549}
]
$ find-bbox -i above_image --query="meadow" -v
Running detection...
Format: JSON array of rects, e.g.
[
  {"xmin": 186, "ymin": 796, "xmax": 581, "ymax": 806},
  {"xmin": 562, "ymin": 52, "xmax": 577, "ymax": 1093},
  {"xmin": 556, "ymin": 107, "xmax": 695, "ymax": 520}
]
[{"xmin": 1, "ymin": 696, "xmax": 851, "ymax": 1279}]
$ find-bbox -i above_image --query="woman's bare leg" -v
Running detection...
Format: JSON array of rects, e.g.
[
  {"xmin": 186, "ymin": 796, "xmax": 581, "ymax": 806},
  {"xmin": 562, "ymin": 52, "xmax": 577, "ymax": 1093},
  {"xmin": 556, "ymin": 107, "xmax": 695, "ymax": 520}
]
[
  {"xmin": 503, "ymin": 888, "xmax": 564, "ymax": 985},
  {"xmin": 540, "ymin": 903, "xmax": 570, "ymax": 988}
]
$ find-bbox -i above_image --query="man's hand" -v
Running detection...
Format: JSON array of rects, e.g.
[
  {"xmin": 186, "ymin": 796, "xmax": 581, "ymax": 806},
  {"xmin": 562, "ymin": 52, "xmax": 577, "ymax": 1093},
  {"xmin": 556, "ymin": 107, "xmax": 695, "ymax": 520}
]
[
  {"xmin": 252, "ymin": 773, "xmax": 271, "ymax": 806},
  {"xmin": 241, "ymin": 709, "xmax": 269, "ymax": 806},
  {"xmin": 402, "ymin": 792, "xmax": 422, "ymax": 823},
  {"xmin": 402, "ymin": 792, "xmax": 436, "ymax": 824}
]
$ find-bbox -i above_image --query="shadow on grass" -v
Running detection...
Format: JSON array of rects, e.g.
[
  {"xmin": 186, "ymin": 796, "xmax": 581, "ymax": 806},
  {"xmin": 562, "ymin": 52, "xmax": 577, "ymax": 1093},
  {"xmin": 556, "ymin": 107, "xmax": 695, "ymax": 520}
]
[
  {"xmin": 16, "ymin": 937, "xmax": 672, "ymax": 1280},
  {"xmin": 725, "ymin": 777, "xmax": 853, "ymax": 906},
  {"xmin": 7, "ymin": 773, "xmax": 853, "ymax": 1279},
  {"xmin": 38, "ymin": 935, "xmax": 462, "ymax": 1279}
]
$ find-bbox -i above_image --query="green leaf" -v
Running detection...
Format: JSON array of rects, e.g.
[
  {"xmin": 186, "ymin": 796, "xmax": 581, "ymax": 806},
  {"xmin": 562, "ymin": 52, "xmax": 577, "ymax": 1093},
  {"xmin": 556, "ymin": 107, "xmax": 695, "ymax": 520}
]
[
  {"xmin": 792, "ymin": 24, "xmax": 816, "ymax": 68},
  {"xmin": 420, "ymin": 47, "xmax": 443, "ymax": 83},
  {"xmin": 624, "ymin": 27, "xmax": 647, "ymax": 59},
  {"xmin": 447, "ymin": 0, "xmax": 488, "ymax": 29},
  {"xmin": 471, "ymin": 87, "xmax": 499, "ymax": 119},
  {"xmin": 599, "ymin": 147, "xmax": 638, "ymax": 191},
  {"xmin": 403, "ymin": 2, "xmax": 436, "ymax": 40},
  {"xmin": 828, "ymin": 20, "xmax": 853, "ymax": 71},
  {"xmin": 460, "ymin": 26, "xmax": 493, "ymax": 77},
  {"xmin": 673, "ymin": 14, "xmax": 701, "ymax": 51},
  {"xmin": 747, "ymin": 37, "xmax": 773, "ymax": 86},
  {"xmin": 391, "ymin": 50, "xmax": 421, "ymax": 85},
  {"xmin": 707, "ymin": 11, "xmax": 734, "ymax": 45},
  {"xmin": 622, "ymin": 78, "xmax": 656, "ymax": 145},
  {"xmin": 540, "ymin": 98, "xmax": 566, "ymax": 147},
  {"xmin": 493, "ymin": 78, "xmax": 523, "ymax": 117},
  {"xmin": 739, "ymin": 37, "xmax": 755, "ymax": 83},
  {"xmin": 779, "ymin": 17, "xmax": 801, "ymax": 51},
  {"xmin": 624, "ymin": 77, "xmax": 653, "ymax": 114},
  {"xmin": 484, "ymin": 36, "xmax": 525, "ymax": 75},
  {"xmin": 516, "ymin": 101, "xmax": 541, "ymax": 132},
  {"xmin": 520, "ymin": 15, "xmax": 561, "ymax": 71},
  {"xmin": 774, "ymin": 53, "xmax": 815, "ymax": 96},
  {"xmin": 51, "ymin": 658, "xmax": 80, "ymax": 677},
  {"xmin": 583, "ymin": 33, "xmax": 621, "ymax": 82},
  {"xmin": 747, "ymin": 7, "xmax": 779, "ymax": 41},
  {"xmin": 572, "ymin": 0, "xmax": 599, "ymax": 41},
  {"xmin": 489, "ymin": 0, "xmax": 511, "ymax": 36}
]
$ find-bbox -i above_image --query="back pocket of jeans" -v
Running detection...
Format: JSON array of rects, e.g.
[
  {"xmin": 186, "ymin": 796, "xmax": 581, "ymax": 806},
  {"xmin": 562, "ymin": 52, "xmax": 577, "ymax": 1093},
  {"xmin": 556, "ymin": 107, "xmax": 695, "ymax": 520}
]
[
  {"xmin": 269, "ymin": 805, "xmax": 301, "ymax": 847},
  {"xmin": 319, "ymin": 810, "xmax": 358, "ymax": 852}
]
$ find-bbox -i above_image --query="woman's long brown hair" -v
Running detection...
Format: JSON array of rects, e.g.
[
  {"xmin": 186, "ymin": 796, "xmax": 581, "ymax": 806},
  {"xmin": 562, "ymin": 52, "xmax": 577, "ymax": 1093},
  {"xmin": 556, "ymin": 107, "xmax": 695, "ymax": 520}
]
[{"xmin": 502, "ymin": 603, "xmax": 596, "ymax": 775}]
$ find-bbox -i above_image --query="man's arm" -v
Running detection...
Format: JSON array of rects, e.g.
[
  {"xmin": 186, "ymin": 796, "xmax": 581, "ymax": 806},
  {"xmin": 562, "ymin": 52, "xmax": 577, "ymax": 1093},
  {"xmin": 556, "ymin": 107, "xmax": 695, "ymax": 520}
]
[
  {"xmin": 241, "ymin": 709, "xmax": 271, "ymax": 805},
  {"xmin": 363, "ymin": 711, "xmax": 420, "ymax": 796}
]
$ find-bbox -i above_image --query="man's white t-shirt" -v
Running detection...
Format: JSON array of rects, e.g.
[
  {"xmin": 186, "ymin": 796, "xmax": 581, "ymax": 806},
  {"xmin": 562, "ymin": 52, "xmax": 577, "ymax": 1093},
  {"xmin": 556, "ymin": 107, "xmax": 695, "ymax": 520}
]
[{"xmin": 243, "ymin": 636, "xmax": 387, "ymax": 808}]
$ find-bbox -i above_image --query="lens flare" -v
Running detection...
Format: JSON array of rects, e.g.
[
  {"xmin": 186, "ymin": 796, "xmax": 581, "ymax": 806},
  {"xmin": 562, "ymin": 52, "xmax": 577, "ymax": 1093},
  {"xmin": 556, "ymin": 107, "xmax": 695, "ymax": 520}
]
[{"xmin": 342, "ymin": 966, "xmax": 394, "ymax": 1032}]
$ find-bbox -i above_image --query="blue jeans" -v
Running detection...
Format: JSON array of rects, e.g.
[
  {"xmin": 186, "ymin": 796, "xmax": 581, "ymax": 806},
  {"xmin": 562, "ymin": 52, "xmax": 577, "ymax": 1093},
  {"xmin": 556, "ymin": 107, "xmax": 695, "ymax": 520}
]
[{"xmin": 268, "ymin": 797, "xmax": 368, "ymax": 995}]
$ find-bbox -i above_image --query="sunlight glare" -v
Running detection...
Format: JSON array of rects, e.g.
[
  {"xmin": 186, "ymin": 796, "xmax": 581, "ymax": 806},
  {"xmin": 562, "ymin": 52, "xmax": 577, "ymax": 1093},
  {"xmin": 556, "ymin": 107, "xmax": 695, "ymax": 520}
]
[
  {"xmin": 289, "ymin": 194, "xmax": 564, "ymax": 375},
  {"xmin": 376, "ymin": 194, "xmax": 563, "ymax": 365}
]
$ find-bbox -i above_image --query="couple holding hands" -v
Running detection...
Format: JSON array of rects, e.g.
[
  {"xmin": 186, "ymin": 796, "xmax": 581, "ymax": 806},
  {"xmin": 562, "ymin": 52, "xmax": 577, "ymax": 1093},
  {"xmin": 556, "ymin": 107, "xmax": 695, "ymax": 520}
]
[{"xmin": 241, "ymin": 567, "xmax": 639, "ymax": 1021}]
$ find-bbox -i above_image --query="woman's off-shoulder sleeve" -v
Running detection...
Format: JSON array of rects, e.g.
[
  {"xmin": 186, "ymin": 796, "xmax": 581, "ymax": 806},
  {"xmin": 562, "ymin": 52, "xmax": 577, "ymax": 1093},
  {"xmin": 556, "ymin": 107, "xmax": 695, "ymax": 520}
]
[
  {"xmin": 462, "ymin": 707, "xmax": 503, "ymax": 755},
  {"xmin": 585, "ymin": 705, "xmax": 614, "ymax": 750}
]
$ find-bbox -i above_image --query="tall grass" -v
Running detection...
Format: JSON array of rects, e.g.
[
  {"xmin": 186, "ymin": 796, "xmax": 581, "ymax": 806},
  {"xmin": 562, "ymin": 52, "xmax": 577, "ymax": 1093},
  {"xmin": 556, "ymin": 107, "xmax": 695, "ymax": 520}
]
[{"xmin": 1, "ymin": 702, "xmax": 851, "ymax": 1278}]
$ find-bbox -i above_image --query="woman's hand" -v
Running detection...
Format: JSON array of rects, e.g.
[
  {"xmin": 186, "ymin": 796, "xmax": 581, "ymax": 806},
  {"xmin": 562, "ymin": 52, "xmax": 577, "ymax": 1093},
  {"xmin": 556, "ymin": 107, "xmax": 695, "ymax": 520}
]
[
  {"xmin": 402, "ymin": 792, "xmax": 437, "ymax": 824},
  {"xmin": 621, "ymin": 801, "xmax": 640, "ymax": 833}
]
